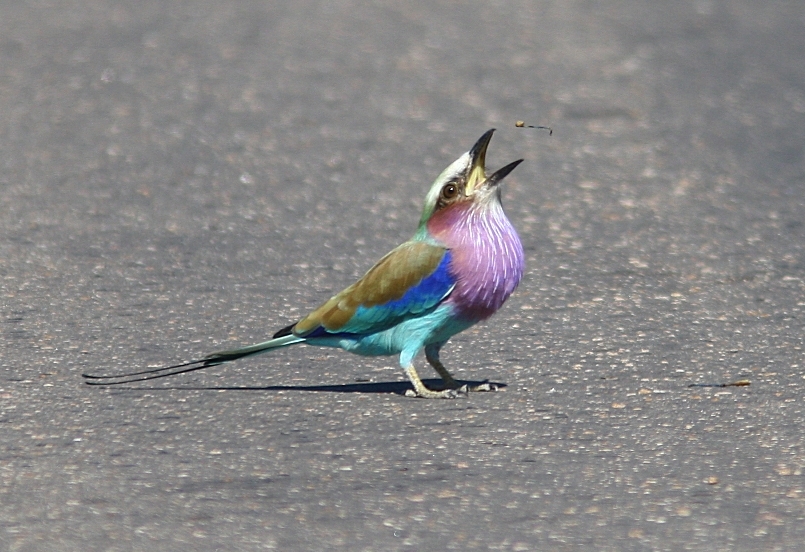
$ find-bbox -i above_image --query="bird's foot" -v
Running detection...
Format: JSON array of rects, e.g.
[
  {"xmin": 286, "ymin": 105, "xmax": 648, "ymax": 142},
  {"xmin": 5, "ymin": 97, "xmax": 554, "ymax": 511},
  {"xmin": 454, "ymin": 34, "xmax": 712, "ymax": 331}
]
[
  {"xmin": 467, "ymin": 380, "xmax": 499, "ymax": 393},
  {"xmin": 404, "ymin": 384, "xmax": 468, "ymax": 399},
  {"xmin": 402, "ymin": 381, "xmax": 498, "ymax": 398}
]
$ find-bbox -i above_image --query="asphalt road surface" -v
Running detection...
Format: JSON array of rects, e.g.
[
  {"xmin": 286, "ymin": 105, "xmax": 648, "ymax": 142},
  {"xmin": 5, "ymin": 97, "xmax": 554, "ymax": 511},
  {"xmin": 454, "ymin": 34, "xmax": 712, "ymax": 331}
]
[{"xmin": 2, "ymin": 1, "xmax": 805, "ymax": 550}]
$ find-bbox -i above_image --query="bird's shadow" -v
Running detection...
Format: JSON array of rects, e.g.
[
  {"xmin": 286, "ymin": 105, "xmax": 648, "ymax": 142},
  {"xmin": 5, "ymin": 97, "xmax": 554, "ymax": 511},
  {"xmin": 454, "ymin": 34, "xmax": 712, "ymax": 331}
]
[{"xmin": 105, "ymin": 379, "xmax": 507, "ymax": 395}]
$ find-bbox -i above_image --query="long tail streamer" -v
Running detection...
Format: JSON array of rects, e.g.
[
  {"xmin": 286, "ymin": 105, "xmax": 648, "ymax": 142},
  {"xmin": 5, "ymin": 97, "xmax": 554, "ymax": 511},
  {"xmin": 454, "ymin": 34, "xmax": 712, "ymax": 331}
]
[{"xmin": 81, "ymin": 334, "xmax": 304, "ymax": 385}]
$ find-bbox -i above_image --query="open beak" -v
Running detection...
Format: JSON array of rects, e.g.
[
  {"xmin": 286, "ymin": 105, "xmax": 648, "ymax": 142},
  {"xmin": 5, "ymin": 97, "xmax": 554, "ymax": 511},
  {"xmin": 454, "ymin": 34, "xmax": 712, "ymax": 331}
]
[
  {"xmin": 465, "ymin": 129, "xmax": 495, "ymax": 195},
  {"xmin": 487, "ymin": 159, "xmax": 524, "ymax": 187},
  {"xmin": 466, "ymin": 129, "xmax": 523, "ymax": 193}
]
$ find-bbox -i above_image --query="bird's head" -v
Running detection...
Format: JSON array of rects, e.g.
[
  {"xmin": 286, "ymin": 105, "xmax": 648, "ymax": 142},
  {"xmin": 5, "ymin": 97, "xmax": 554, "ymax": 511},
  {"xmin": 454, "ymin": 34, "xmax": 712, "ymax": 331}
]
[{"xmin": 417, "ymin": 129, "xmax": 523, "ymax": 230}]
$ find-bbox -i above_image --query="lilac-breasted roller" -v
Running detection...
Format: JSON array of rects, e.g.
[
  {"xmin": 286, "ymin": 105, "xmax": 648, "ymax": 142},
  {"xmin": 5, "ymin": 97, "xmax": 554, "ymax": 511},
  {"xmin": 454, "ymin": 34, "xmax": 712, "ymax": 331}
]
[{"xmin": 84, "ymin": 129, "xmax": 526, "ymax": 398}]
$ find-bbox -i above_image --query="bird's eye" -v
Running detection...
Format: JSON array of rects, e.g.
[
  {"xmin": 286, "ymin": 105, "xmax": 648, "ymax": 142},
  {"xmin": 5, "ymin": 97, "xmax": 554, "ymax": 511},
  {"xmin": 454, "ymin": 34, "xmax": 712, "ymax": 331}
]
[{"xmin": 441, "ymin": 183, "xmax": 458, "ymax": 200}]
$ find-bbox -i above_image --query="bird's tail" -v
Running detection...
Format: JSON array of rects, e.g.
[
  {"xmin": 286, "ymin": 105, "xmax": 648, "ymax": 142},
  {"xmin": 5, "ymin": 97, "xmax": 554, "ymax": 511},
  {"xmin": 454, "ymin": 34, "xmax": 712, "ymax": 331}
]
[{"xmin": 82, "ymin": 334, "xmax": 305, "ymax": 385}]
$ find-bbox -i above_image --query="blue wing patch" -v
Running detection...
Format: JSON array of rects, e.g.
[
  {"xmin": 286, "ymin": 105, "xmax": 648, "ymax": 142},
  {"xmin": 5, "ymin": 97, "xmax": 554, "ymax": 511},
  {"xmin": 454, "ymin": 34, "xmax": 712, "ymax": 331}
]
[{"xmin": 305, "ymin": 251, "xmax": 455, "ymax": 338}]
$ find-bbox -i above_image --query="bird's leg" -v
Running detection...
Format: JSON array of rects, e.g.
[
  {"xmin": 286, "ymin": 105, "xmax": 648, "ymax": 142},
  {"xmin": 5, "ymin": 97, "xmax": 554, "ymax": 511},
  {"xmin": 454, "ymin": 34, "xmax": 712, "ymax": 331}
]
[
  {"xmin": 424, "ymin": 343, "xmax": 460, "ymax": 389},
  {"xmin": 424, "ymin": 343, "xmax": 498, "ymax": 393},
  {"xmin": 403, "ymin": 364, "xmax": 464, "ymax": 399}
]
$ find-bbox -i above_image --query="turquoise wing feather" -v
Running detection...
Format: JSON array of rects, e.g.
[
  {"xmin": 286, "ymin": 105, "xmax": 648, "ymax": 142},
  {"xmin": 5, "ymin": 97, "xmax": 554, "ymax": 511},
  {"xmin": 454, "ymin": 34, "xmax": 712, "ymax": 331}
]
[{"xmin": 292, "ymin": 241, "xmax": 455, "ymax": 337}]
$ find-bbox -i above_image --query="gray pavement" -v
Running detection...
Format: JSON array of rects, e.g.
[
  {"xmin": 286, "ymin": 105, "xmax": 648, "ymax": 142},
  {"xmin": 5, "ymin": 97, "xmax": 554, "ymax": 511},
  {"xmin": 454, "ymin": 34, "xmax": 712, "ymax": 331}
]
[{"xmin": 2, "ymin": 1, "xmax": 805, "ymax": 550}]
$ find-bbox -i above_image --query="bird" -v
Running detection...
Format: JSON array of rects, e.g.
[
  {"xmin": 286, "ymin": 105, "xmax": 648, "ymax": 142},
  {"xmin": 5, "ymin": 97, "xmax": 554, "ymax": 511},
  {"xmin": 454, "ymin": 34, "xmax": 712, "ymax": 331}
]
[{"xmin": 83, "ymin": 129, "xmax": 526, "ymax": 398}]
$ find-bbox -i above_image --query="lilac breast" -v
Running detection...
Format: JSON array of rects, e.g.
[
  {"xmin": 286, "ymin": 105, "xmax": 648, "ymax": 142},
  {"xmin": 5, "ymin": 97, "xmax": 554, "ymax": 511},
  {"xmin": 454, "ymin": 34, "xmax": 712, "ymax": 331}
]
[{"xmin": 427, "ymin": 200, "xmax": 525, "ymax": 321}]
